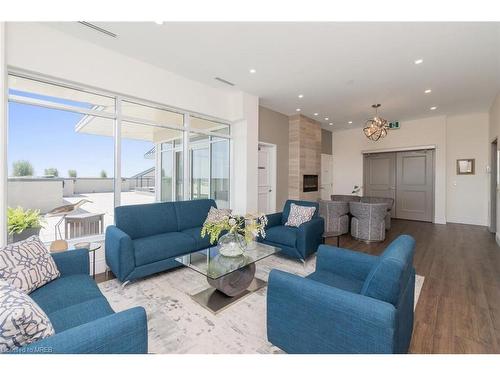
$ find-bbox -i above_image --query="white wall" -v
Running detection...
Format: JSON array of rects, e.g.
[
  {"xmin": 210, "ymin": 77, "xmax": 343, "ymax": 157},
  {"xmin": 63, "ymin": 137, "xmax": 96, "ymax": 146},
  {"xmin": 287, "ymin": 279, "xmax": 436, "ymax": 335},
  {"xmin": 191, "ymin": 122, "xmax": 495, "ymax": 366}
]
[
  {"xmin": 231, "ymin": 93, "xmax": 259, "ymax": 215},
  {"xmin": 333, "ymin": 115, "xmax": 447, "ymax": 224},
  {"xmin": 489, "ymin": 92, "xmax": 500, "ymax": 243},
  {"xmin": 6, "ymin": 23, "xmax": 240, "ymax": 121},
  {"xmin": 446, "ymin": 113, "xmax": 489, "ymax": 226},
  {"xmin": 8, "ymin": 180, "xmax": 63, "ymax": 213}
]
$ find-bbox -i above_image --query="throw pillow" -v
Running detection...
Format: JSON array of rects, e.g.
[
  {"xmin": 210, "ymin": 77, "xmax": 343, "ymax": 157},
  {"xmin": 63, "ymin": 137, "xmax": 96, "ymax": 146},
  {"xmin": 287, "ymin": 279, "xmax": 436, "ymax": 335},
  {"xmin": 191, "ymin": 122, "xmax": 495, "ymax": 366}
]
[
  {"xmin": 0, "ymin": 279, "xmax": 55, "ymax": 353},
  {"xmin": 285, "ymin": 203, "xmax": 316, "ymax": 227},
  {"xmin": 0, "ymin": 236, "xmax": 60, "ymax": 294},
  {"xmin": 204, "ymin": 206, "xmax": 232, "ymax": 224}
]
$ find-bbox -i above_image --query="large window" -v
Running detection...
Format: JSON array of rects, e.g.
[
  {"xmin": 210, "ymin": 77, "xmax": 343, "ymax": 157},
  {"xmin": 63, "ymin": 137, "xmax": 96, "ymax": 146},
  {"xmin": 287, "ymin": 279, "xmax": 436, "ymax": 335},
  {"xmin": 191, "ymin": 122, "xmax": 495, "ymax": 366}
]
[
  {"xmin": 6, "ymin": 73, "xmax": 231, "ymax": 243},
  {"xmin": 189, "ymin": 132, "xmax": 230, "ymax": 208}
]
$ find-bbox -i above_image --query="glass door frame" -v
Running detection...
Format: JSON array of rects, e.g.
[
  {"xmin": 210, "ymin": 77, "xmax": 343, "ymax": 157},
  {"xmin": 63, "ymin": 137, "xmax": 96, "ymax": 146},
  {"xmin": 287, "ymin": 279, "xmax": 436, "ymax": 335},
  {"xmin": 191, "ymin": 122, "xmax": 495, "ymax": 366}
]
[{"xmin": 3, "ymin": 69, "xmax": 232, "ymax": 244}]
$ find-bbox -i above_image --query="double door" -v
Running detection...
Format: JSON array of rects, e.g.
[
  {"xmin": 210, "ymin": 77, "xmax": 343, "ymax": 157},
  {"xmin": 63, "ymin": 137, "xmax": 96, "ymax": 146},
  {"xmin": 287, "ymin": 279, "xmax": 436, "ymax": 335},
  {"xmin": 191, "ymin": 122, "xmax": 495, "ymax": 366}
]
[{"xmin": 363, "ymin": 149, "xmax": 434, "ymax": 222}]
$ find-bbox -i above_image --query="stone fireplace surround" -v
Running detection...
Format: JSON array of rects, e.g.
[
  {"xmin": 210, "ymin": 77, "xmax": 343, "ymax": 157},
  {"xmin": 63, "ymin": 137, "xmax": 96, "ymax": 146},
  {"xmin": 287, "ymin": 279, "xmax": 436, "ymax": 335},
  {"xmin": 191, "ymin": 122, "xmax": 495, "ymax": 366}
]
[{"xmin": 288, "ymin": 114, "xmax": 322, "ymax": 201}]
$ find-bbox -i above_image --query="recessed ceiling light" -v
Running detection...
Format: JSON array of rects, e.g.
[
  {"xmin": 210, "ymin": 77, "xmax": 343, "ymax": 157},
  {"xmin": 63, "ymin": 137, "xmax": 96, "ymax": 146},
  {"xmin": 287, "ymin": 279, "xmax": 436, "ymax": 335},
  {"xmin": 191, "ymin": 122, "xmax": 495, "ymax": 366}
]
[
  {"xmin": 249, "ymin": 68, "xmax": 257, "ymax": 74},
  {"xmin": 296, "ymin": 108, "xmax": 301, "ymax": 112},
  {"xmin": 430, "ymin": 106, "xmax": 437, "ymax": 110},
  {"xmin": 329, "ymin": 122, "xmax": 333, "ymax": 126},
  {"xmin": 348, "ymin": 121, "xmax": 353, "ymax": 124},
  {"xmin": 154, "ymin": 21, "xmax": 164, "ymax": 25},
  {"xmin": 298, "ymin": 94, "xmax": 304, "ymax": 99},
  {"xmin": 314, "ymin": 113, "xmax": 319, "ymax": 116},
  {"xmin": 414, "ymin": 59, "xmax": 424, "ymax": 65},
  {"xmin": 424, "ymin": 89, "xmax": 432, "ymax": 94},
  {"xmin": 324, "ymin": 117, "xmax": 329, "ymax": 121}
]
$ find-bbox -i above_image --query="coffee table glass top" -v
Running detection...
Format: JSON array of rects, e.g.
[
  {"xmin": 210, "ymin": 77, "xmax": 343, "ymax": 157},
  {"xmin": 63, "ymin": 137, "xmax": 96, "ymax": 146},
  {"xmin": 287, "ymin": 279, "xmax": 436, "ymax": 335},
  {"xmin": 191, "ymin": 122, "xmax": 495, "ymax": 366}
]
[{"xmin": 176, "ymin": 242, "xmax": 280, "ymax": 280}]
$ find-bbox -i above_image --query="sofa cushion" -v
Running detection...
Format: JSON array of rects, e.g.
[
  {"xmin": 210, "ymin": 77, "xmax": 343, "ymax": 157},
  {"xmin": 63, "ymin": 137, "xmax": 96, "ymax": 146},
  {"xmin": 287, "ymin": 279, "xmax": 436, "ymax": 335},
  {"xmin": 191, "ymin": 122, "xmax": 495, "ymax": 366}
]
[
  {"xmin": 0, "ymin": 235, "xmax": 60, "ymax": 294},
  {"xmin": 0, "ymin": 279, "xmax": 55, "ymax": 353},
  {"xmin": 133, "ymin": 232, "xmax": 196, "ymax": 266},
  {"xmin": 115, "ymin": 202, "xmax": 178, "ymax": 240},
  {"xmin": 361, "ymin": 235, "xmax": 415, "ymax": 305},
  {"xmin": 306, "ymin": 270, "xmax": 364, "ymax": 294},
  {"xmin": 282, "ymin": 200, "xmax": 319, "ymax": 225},
  {"xmin": 182, "ymin": 227, "xmax": 212, "ymax": 250},
  {"xmin": 30, "ymin": 274, "xmax": 104, "ymax": 314},
  {"xmin": 174, "ymin": 199, "xmax": 217, "ymax": 231},
  {"xmin": 204, "ymin": 207, "xmax": 232, "ymax": 225},
  {"xmin": 285, "ymin": 203, "xmax": 317, "ymax": 227},
  {"xmin": 47, "ymin": 298, "xmax": 114, "ymax": 333},
  {"xmin": 265, "ymin": 225, "xmax": 298, "ymax": 248}
]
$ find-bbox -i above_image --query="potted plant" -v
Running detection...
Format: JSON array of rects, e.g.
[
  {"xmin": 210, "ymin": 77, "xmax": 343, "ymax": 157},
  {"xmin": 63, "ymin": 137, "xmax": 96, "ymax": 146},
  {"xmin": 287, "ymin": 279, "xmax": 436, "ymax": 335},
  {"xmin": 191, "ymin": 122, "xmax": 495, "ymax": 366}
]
[
  {"xmin": 201, "ymin": 213, "xmax": 268, "ymax": 257},
  {"xmin": 7, "ymin": 207, "xmax": 45, "ymax": 243}
]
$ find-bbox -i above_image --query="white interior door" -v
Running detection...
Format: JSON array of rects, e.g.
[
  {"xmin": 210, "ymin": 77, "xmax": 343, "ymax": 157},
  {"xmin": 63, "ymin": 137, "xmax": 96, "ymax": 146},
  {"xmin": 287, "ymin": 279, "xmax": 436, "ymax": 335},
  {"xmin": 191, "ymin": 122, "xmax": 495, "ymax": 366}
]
[
  {"xmin": 320, "ymin": 154, "xmax": 333, "ymax": 200},
  {"xmin": 258, "ymin": 147, "xmax": 271, "ymax": 213}
]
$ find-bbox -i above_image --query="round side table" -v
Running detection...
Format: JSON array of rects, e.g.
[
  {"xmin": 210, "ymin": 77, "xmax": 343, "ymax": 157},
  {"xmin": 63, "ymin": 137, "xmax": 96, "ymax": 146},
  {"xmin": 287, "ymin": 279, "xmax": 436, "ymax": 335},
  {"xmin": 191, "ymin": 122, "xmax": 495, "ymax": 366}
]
[{"xmin": 71, "ymin": 243, "xmax": 101, "ymax": 279}]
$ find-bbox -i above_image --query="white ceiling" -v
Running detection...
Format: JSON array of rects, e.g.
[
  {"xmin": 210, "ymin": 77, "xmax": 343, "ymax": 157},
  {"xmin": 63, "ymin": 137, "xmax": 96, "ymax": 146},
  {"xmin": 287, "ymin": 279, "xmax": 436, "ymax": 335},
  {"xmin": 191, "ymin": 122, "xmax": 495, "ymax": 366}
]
[{"xmin": 48, "ymin": 22, "xmax": 500, "ymax": 130}]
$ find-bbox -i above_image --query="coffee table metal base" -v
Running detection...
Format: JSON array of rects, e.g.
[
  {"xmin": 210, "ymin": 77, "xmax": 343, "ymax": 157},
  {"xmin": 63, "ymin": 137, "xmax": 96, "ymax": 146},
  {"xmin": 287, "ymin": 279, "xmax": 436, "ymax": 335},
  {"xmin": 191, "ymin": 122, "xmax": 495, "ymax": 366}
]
[{"xmin": 191, "ymin": 277, "xmax": 267, "ymax": 314}]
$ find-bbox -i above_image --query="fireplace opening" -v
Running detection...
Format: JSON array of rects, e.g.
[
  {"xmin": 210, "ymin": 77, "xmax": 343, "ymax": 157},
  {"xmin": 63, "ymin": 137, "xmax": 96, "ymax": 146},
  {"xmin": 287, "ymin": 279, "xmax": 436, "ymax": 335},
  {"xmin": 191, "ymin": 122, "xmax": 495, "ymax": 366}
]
[{"xmin": 303, "ymin": 175, "xmax": 319, "ymax": 192}]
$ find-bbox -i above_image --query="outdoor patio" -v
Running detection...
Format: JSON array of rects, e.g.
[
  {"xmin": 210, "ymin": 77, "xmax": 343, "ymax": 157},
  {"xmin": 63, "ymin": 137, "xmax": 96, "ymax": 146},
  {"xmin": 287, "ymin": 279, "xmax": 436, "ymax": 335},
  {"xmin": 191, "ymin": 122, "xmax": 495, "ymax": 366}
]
[{"xmin": 38, "ymin": 191, "xmax": 155, "ymax": 243}]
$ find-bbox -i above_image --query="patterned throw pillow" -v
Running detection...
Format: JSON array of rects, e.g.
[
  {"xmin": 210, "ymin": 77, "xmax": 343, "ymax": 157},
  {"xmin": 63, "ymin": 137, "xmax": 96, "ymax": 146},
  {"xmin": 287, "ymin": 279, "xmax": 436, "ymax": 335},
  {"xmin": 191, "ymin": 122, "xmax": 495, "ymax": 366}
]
[
  {"xmin": 0, "ymin": 279, "xmax": 55, "ymax": 353},
  {"xmin": 0, "ymin": 236, "xmax": 60, "ymax": 294},
  {"xmin": 285, "ymin": 203, "xmax": 317, "ymax": 227},
  {"xmin": 204, "ymin": 207, "xmax": 232, "ymax": 224}
]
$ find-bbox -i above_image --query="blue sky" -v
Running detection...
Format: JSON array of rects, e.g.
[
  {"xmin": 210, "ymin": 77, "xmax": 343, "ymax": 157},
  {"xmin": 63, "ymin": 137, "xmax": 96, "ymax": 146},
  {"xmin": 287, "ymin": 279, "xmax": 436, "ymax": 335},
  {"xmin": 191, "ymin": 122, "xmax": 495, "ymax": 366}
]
[{"xmin": 8, "ymin": 92, "xmax": 154, "ymax": 178}]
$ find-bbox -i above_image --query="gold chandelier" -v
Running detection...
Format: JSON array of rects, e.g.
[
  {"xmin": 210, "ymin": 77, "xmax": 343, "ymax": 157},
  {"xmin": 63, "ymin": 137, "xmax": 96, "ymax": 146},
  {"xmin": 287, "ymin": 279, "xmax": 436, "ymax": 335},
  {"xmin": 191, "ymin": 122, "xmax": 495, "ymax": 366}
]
[{"xmin": 363, "ymin": 104, "xmax": 389, "ymax": 141}]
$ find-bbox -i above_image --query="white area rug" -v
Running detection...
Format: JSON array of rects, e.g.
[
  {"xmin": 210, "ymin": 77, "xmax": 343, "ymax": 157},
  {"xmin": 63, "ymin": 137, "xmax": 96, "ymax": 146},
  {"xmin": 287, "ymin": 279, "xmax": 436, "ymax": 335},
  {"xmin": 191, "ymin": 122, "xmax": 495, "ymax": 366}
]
[{"xmin": 99, "ymin": 254, "xmax": 424, "ymax": 354}]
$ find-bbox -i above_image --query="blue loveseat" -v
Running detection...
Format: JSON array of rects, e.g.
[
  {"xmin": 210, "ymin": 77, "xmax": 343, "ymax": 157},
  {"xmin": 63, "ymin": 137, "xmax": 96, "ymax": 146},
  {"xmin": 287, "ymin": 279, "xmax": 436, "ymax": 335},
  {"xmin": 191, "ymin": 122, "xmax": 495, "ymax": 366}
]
[
  {"xmin": 259, "ymin": 200, "xmax": 324, "ymax": 260},
  {"xmin": 267, "ymin": 235, "xmax": 416, "ymax": 353},
  {"xmin": 106, "ymin": 199, "xmax": 217, "ymax": 282},
  {"xmin": 11, "ymin": 249, "xmax": 147, "ymax": 354}
]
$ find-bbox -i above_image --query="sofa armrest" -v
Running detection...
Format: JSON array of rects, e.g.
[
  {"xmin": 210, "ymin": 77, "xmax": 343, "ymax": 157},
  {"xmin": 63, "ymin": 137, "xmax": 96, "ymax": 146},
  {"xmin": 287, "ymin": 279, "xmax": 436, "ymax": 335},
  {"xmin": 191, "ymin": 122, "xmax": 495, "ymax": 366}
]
[
  {"xmin": 51, "ymin": 249, "xmax": 89, "ymax": 277},
  {"xmin": 296, "ymin": 217, "xmax": 324, "ymax": 258},
  {"xmin": 105, "ymin": 225, "xmax": 135, "ymax": 282},
  {"xmin": 267, "ymin": 269, "xmax": 396, "ymax": 354},
  {"xmin": 12, "ymin": 307, "xmax": 148, "ymax": 354},
  {"xmin": 316, "ymin": 245, "xmax": 378, "ymax": 281},
  {"xmin": 266, "ymin": 212, "xmax": 283, "ymax": 228}
]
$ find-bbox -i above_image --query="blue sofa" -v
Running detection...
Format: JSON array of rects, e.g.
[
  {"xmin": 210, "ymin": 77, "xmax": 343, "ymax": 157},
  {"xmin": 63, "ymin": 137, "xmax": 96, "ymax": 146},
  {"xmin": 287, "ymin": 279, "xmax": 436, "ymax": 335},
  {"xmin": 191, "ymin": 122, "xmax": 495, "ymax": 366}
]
[
  {"xmin": 11, "ymin": 249, "xmax": 147, "ymax": 354},
  {"xmin": 106, "ymin": 199, "xmax": 216, "ymax": 282},
  {"xmin": 259, "ymin": 200, "xmax": 324, "ymax": 260},
  {"xmin": 267, "ymin": 235, "xmax": 416, "ymax": 353}
]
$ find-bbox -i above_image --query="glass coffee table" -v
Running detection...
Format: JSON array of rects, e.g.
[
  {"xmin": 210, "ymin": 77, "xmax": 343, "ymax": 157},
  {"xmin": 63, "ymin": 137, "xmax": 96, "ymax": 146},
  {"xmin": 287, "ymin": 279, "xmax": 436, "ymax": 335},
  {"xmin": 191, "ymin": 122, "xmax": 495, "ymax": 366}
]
[{"xmin": 176, "ymin": 242, "xmax": 280, "ymax": 314}]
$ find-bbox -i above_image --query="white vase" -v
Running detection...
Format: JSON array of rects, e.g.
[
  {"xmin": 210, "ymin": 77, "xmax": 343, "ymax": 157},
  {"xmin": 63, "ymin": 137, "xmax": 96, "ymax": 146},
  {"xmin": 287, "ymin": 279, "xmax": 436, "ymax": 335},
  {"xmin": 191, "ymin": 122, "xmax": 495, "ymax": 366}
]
[{"xmin": 218, "ymin": 232, "xmax": 247, "ymax": 257}]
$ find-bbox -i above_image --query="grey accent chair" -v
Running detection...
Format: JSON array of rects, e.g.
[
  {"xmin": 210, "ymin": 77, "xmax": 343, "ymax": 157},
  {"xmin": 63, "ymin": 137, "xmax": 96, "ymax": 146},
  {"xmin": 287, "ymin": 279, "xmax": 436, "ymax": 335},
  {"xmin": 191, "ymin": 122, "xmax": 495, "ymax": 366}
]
[
  {"xmin": 349, "ymin": 202, "xmax": 387, "ymax": 242},
  {"xmin": 360, "ymin": 196, "xmax": 394, "ymax": 230},
  {"xmin": 330, "ymin": 195, "xmax": 361, "ymax": 203},
  {"xmin": 319, "ymin": 200, "xmax": 350, "ymax": 235}
]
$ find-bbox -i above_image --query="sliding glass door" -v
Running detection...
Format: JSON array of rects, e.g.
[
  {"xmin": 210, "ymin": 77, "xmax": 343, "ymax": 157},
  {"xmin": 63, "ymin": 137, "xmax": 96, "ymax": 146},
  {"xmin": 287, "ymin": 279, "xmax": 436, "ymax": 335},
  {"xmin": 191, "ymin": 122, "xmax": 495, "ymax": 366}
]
[
  {"xmin": 211, "ymin": 137, "xmax": 230, "ymax": 208},
  {"xmin": 160, "ymin": 140, "xmax": 183, "ymax": 202},
  {"xmin": 191, "ymin": 146, "xmax": 210, "ymax": 200},
  {"xmin": 188, "ymin": 133, "xmax": 230, "ymax": 208}
]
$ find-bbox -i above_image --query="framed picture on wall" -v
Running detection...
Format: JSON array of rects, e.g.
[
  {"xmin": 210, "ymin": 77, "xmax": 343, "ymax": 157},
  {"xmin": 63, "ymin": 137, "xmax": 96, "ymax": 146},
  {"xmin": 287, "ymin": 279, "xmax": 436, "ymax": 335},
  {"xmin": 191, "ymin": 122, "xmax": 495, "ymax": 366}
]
[{"xmin": 456, "ymin": 159, "xmax": 475, "ymax": 175}]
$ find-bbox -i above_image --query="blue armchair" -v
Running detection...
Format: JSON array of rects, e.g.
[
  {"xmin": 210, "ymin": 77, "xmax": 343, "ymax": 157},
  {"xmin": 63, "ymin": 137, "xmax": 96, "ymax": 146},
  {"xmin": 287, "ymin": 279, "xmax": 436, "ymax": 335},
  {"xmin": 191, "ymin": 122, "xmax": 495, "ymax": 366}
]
[
  {"xmin": 267, "ymin": 235, "xmax": 416, "ymax": 353},
  {"xmin": 259, "ymin": 200, "xmax": 324, "ymax": 260},
  {"xmin": 10, "ymin": 250, "xmax": 148, "ymax": 354}
]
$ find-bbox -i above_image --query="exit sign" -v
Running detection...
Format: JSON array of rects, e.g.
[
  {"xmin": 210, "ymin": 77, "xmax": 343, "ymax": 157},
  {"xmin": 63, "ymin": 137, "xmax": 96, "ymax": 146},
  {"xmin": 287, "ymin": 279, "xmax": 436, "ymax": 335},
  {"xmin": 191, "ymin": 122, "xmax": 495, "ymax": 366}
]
[{"xmin": 389, "ymin": 121, "xmax": 400, "ymax": 129}]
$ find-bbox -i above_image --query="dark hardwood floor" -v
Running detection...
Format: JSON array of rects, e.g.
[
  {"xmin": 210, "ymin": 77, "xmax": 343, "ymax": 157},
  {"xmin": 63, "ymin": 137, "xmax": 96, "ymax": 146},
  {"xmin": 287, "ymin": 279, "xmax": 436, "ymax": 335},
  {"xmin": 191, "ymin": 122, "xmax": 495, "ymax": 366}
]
[
  {"xmin": 96, "ymin": 219, "xmax": 500, "ymax": 353},
  {"xmin": 323, "ymin": 219, "xmax": 500, "ymax": 354}
]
